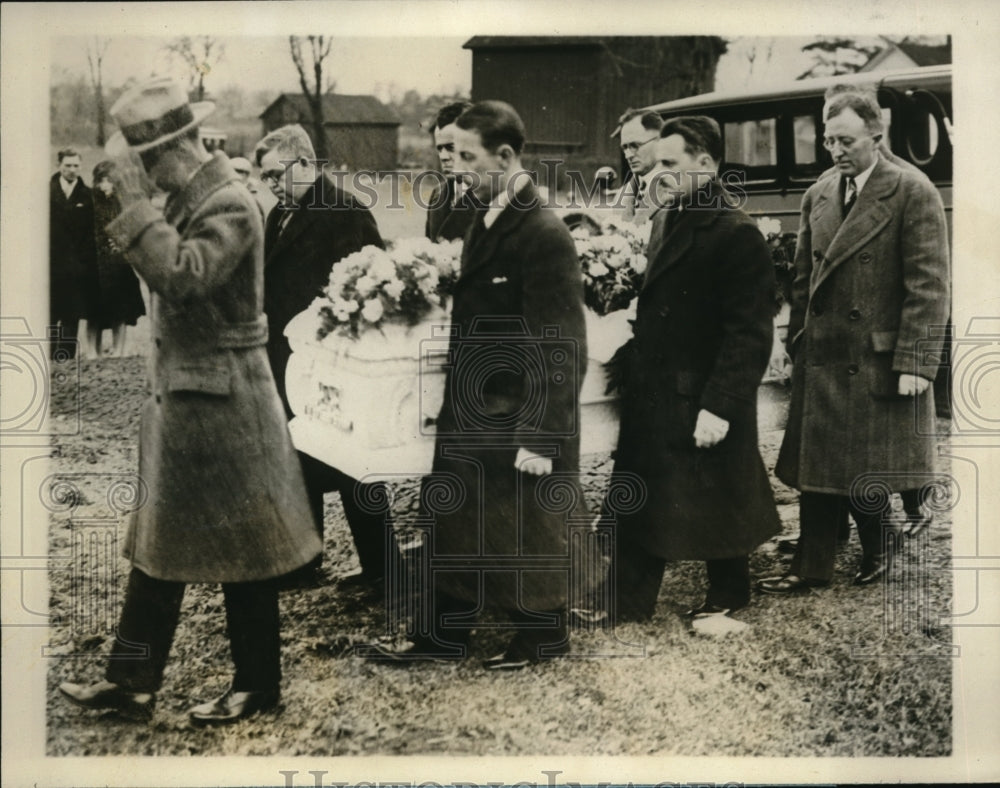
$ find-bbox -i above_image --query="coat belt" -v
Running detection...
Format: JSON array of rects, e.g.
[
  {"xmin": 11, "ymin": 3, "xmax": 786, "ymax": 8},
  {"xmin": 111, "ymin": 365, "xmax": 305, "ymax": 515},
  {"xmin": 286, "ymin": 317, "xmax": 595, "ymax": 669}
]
[{"xmin": 217, "ymin": 314, "xmax": 269, "ymax": 349}]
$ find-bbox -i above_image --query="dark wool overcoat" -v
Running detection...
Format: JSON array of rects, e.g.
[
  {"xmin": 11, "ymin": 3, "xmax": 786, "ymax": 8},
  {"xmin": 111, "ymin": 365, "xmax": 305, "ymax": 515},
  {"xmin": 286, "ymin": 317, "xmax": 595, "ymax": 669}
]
[
  {"xmin": 612, "ymin": 186, "xmax": 781, "ymax": 560},
  {"xmin": 428, "ymin": 182, "xmax": 589, "ymax": 611},
  {"xmin": 424, "ymin": 178, "xmax": 478, "ymax": 242},
  {"xmin": 93, "ymin": 188, "xmax": 146, "ymax": 328},
  {"xmin": 107, "ymin": 153, "xmax": 321, "ymax": 583},
  {"xmin": 775, "ymin": 156, "xmax": 950, "ymax": 494},
  {"xmin": 50, "ymin": 173, "xmax": 99, "ymax": 324},
  {"xmin": 263, "ymin": 174, "xmax": 384, "ymax": 417}
]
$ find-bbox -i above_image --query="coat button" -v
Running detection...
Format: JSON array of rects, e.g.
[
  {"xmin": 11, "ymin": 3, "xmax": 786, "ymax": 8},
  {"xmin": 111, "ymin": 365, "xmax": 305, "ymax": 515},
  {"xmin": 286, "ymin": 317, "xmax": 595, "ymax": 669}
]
[
  {"xmin": 859, "ymin": 252, "xmax": 873, "ymax": 263},
  {"xmin": 811, "ymin": 305, "xmax": 823, "ymax": 317},
  {"xmin": 849, "ymin": 309, "xmax": 861, "ymax": 320},
  {"xmin": 847, "ymin": 364, "xmax": 859, "ymax": 375},
  {"xmin": 155, "ymin": 338, "xmax": 162, "ymax": 348},
  {"xmin": 659, "ymin": 307, "xmax": 670, "ymax": 318},
  {"xmin": 155, "ymin": 394, "xmax": 162, "ymax": 403}
]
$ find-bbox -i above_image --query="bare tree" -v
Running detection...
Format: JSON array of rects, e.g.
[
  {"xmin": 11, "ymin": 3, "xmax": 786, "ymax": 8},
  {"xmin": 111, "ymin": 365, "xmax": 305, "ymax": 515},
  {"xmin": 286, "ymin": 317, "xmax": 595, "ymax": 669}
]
[
  {"xmin": 289, "ymin": 35, "xmax": 334, "ymax": 160},
  {"xmin": 163, "ymin": 36, "xmax": 225, "ymax": 102},
  {"xmin": 85, "ymin": 37, "xmax": 111, "ymax": 146}
]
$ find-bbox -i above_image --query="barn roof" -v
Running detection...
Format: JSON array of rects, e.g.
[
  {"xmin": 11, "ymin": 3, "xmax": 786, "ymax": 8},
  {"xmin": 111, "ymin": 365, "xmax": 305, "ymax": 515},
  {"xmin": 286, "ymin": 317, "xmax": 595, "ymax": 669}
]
[
  {"xmin": 260, "ymin": 93, "xmax": 400, "ymax": 125},
  {"xmin": 464, "ymin": 36, "xmax": 609, "ymax": 49}
]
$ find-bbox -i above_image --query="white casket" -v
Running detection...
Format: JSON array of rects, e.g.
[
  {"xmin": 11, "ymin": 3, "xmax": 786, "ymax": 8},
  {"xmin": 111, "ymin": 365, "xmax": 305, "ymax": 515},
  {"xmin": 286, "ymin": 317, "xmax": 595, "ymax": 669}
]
[{"xmin": 285, "ymin": 306, "xmax": 632, "ymax": 480}]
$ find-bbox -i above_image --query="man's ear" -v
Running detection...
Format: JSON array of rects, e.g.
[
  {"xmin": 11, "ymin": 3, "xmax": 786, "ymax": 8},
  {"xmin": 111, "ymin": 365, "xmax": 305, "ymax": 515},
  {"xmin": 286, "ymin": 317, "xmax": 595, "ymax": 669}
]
[{"xmin": 495, "ymin": 144, "xmax": 517, "ymax": 167}]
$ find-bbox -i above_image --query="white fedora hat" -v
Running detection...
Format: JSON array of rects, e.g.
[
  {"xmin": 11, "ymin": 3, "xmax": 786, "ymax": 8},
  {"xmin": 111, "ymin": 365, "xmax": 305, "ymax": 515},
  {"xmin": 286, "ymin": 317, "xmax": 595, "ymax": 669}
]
[{"xmin": 105, "ymin": 76, "xmax": 215, "ymax": 156}]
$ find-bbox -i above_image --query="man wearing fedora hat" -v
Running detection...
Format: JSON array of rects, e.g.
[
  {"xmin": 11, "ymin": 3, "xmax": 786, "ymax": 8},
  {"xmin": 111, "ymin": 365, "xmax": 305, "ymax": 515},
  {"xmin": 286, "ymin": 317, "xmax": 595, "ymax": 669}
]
[{"xmin": 58, "ymin": 77, "xmax": 321, "ymax": 725}]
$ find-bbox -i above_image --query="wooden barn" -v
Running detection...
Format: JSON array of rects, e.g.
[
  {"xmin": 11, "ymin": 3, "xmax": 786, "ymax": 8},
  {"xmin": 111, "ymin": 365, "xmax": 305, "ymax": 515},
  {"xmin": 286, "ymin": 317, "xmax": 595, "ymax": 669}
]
[
  {"xmin": 260, "ymin": 93, "xmax": 401, "ymax": 170},
  {"xmin": 463, "ymin": 36, "xmax": 728, "ymax": 187}
]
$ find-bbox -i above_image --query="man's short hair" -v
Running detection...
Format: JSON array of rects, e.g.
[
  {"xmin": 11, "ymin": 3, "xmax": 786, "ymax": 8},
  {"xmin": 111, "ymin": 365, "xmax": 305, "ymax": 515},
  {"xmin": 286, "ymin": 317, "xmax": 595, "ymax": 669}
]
[
  {"xmin": 660, "ymin": 115, "xmax": 723, "ymax": 163},
  {"xmin": 253, "ymin": 124, "xmax": 316, "ymax": 167},
  {"xmin": 431, "ymin": 101, "xmax": 472, "ymax": 134},
  {"xmin": 826, "ymin": 92, "xmax": 884, "ymax": 134},
  {"xmin": 617, "ymin": 108, "xmax": 664, "ymax": 136},
  {"xmin": 57, "ymin": 147, "xmax": 80, "ymax": 163},
  {"xmin": 455, "ymin": 101, "xmax": 525, "ymax": 155}
]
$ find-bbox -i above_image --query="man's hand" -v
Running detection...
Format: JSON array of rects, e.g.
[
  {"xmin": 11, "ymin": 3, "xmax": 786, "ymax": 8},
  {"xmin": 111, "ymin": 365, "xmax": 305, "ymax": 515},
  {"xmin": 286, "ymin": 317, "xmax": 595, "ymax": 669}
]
[
  {"xmin": 110, "ymin": 150, "xmax": 155, "ymax": 206},
  {"xmin": 693, "ymin": 409, "xmax": 729, "ymax": 448},
  {"xmin": 898, "ymin": 373, "xmax": 931, "ymax": 396},
  {"xmin": 515, "ymin": 447, "xmax": 553, "ymax": 476}
]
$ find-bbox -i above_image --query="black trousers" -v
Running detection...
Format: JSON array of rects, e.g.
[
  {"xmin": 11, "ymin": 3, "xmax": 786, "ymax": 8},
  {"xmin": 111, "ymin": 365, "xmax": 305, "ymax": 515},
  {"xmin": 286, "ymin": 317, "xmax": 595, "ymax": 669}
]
[
  {"xmin": 299, "ymin": 451, "xmax": 397, "ymax": 578},
  {"xmin": 416, "ymin": 575, "xmax": 568, "ymax": 660},
  {"xmin": 791, "ymin": 489, "xmax": 903, "ymax": 582},
  {"xmin": 105, "ymin": 568, "xmax": 280, "ymax": 694},
  {"xmin": 613, "ymin": 536, "xmax": 751, "ymax": 619}
]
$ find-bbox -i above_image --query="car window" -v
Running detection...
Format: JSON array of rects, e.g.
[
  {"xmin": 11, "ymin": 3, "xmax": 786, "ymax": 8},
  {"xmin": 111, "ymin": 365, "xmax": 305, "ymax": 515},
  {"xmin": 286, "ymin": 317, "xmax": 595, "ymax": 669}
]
[{"xmin": 724, "ymin": 118, "xmax": 777, "ymax": 168}]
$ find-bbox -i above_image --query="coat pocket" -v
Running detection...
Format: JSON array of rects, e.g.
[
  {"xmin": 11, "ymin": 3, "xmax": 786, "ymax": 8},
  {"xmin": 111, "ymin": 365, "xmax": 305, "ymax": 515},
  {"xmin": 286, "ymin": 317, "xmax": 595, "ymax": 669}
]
[
  {"xmin": 869, "ymin": 330, "xmax": 901, "ymax": 399},
  {"xmin": 166, "ymin": 362, "xmax": 233, "ymax": 396}
]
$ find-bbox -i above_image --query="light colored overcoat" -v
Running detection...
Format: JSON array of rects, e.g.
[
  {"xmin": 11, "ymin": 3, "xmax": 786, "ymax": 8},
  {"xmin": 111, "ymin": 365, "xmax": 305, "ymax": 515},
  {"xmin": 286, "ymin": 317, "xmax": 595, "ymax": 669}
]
[{"xmin": 108, "ymin": 152, "xmax": 321, "ymax": 582}]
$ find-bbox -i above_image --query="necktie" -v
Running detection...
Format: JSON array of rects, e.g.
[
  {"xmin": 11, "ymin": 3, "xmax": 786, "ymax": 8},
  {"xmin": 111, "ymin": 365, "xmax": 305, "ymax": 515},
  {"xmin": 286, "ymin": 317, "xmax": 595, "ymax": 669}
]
[{"xmin": 843, "ymin": 176, "xmax": 857, "ymax": 216}]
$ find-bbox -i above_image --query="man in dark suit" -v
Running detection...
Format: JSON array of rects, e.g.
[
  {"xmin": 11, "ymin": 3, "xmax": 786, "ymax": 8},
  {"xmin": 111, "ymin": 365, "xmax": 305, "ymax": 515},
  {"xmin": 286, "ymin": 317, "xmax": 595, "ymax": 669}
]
[
  {"xmin": 367, "ymin": 101, "xmax": 588, "ymax": 669},
  {"xmin": 424, "ymin": 101, "xmax": 477, "ymax": 242},
  {"xmin": 605, "ymin": 116, "xmax": 780, "ymax": 623},
  {"xmin": 254, "ymin": 124, "xmax": 397, "ymax": 591},
  {"xmin": 614, "ymin": 109, "xmax": 664, "ymax": 224},
  {"xmin": 49, "ymin": 147, "xmax": 98, "ymax": 359},
  {"xmin": 760, "ymin": 91, "xmax": 950, "ymax": 594}
]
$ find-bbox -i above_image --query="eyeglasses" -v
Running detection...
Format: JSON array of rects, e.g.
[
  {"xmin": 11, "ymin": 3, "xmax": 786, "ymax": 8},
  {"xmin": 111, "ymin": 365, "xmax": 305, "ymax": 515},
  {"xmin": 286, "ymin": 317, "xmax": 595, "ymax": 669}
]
[
  {"xmin": 822, "ymin": 134, "xmax": 881, "ymax": 151},
  {"xmin": 620, "ymin": 137, "xmax": 658, "ymax": 154},
  {"xmin": 260, "ymin": 167, "xmax": 288, "ymax": 186}
]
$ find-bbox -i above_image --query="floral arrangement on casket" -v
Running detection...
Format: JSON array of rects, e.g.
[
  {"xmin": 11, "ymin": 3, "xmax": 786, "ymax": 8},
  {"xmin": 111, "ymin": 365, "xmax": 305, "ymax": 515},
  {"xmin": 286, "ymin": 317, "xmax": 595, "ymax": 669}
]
[
  {"xmin": 315, "ymin": 236, "xmax": 463, "ymax": 341},
  {"xmin": 566, "ymin": 218, "xmax": 651, "ymax": 418},
  {"xmin": 756, "ymin": 216, "xmax": 795, "ymax": 384},
  {"xmin": 284, "ymin": 237, "xmax": 462, "ymax": 459}
]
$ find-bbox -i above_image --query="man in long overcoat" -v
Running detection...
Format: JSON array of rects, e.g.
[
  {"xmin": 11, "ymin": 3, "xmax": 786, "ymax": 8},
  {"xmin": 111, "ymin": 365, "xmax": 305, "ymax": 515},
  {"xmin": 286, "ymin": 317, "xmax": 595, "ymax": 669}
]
[
  {"xmin": 254, "ymin": 124, "xmax": 397, "ymax": 591},
  {"xmin": 760, "ymin": 91, "xmax": 949, "ymax": 593},
  {"xmin": 49, "ymin": 147, "xmax": 98, "ymax": 359},
  {"xmin": 424, "ymin": 101, "xmax": 477, "ymax": 242},
  {"xmin": 59, "ymin": 78, "xmax": 320, "ymax": 725},
  {"xmin": 368, "ymin": 101, "xmax": 588, "ymax": 669},
  {"xmin": 608, "ymin": 116, "xmax": 780, "ymax": 622}
]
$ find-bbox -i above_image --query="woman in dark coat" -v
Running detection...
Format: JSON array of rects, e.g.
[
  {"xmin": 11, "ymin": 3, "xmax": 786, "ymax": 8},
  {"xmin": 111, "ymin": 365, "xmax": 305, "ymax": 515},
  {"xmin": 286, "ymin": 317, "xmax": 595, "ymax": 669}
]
[{"xmin": 91, "ymin": 160, "xmax": 147, "ymax": 356}]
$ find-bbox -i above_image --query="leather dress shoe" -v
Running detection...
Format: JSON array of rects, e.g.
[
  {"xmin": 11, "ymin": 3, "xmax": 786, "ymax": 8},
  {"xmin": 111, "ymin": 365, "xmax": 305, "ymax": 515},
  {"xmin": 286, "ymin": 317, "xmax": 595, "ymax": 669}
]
[
  {"xmin": 903, "ymin": 509, "xmax": 933, "ymax": 539},
  {"xmin": 569, "ymin": 607, "xmax": 608, "ymax": 627},
  {"xmin": 360, "ymin": 636, "xmax": 465, "ymax": 664},
  {"xmin": 483, "ymin": 640, "xmax": 569, "ymax": 671},
  {"xmin": 777, "ymin": 537, "xmax": 799, "ymax": 554},
  {"xmin": 188, "ymin": 687, "xmax": 279, "ymax": 725},
  {"xmin": 685, "ymin": 601, "xmax": 746, "ymax": 619},
  {"xmin": 758, "ymin": 574, "xmax": 829, "ymax": 594},
  {"xmin": 853, "ymin": 555, "xmax": 892, "ymax": 586},
  {"xmin": 59, "ymin": 680, "xmax": 155, "ymax": 722}
]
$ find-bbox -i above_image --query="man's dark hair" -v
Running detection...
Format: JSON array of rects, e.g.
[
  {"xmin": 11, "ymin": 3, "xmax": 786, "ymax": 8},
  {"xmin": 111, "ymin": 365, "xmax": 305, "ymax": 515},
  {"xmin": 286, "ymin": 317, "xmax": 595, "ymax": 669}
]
[
  {"xmin": 57, "ymin": 147, "xmax": 80, "ymax": 163},
  {"xmin": 431, "ymin": 101, "xmax": 472, "ymax": 134},
  {"xmin": 826, "ymin": 92, "xmax": 884, "ymax": 134},
  {"xmin": 660, "ymin": 115, "xmax": 723, "ymax": 163},
  {"xmin": 617, "ymin": 108, "xmax": 664, "ymax": 135},
  {"xmin": 455, "ymin": 100, "xmax": 526, "ymax": 155}
]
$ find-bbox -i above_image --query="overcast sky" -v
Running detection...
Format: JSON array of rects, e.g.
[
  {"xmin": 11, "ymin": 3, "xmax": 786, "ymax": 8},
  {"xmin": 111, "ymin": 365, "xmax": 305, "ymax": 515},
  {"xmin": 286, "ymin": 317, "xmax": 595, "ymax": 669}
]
[{"xmin": 51, "ymin": 35, "xmax": 473, "ymax": 99}]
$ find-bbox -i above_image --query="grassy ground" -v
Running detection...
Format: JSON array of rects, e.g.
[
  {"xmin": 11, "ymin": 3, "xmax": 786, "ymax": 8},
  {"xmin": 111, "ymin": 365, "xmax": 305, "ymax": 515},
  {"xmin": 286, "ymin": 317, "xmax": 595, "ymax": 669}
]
[{"xmin": 45, "ymin": 355, "xmax": 953, "ymax": 757}]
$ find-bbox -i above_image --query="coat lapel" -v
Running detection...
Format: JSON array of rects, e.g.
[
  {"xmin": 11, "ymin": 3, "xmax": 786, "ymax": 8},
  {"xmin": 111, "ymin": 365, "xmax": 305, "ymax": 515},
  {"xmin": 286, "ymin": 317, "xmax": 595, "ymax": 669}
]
[
  {"xmin": 640, "ymin": 207, "xmax": 713, "ymax": 293},
  {"xmin": 458, "ymin": 182, "xmax": 536, "ymax": 284},
  {"xmin": 810, "ymin": 159, "xmax": 899, "ymax": 293},
  {"xmin": 264, "ymin": 176, "xmax": 325, "ymax": 264}
]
